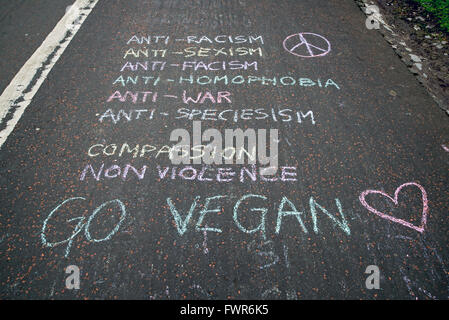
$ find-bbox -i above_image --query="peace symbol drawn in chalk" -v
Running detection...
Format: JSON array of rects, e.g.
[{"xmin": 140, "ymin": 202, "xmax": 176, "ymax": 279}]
[{"xmin": 283, "ymin": 33, "xmax": 331, "ymax": 58}]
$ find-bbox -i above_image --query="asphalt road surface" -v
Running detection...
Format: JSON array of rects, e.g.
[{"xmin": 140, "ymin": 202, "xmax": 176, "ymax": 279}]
[{"xmin": 0, "ymin": 0, "xmax": 448, "ymax": 300}]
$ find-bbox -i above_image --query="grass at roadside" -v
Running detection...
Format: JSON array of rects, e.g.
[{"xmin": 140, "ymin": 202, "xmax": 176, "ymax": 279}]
[{"xmin": 413, "ymin": 0, "xmax": 449, "ymax": 32}]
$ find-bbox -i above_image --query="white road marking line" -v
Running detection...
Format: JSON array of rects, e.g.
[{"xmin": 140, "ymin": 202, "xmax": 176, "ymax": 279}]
[{"xmin": 0, "ymin": 0, "xmax": 99, "ymax": 149}]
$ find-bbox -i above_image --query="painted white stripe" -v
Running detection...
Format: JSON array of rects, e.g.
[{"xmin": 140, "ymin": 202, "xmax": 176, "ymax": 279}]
[{"xmin": 0, "ymin": 0, "xmax": 99, "ymax": 148}]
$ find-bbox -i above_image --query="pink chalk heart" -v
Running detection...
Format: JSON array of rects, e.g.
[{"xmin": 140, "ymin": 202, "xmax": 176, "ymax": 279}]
[{"xmin": 359, "ymin": 182, "xmax": 429, "ymax": 233}]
